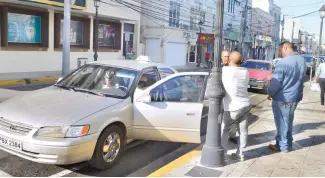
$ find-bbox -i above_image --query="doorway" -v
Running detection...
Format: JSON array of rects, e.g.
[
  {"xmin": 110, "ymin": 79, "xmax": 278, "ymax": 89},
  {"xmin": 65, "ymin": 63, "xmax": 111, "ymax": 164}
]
[{"xmin": 188, "ymin": 45, "xmax": 197, "ymax": 63}]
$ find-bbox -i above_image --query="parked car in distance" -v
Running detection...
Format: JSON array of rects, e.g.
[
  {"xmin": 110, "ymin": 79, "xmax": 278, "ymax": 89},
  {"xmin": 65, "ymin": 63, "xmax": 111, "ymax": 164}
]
[
  {"xmin": 301, "ymin": 54, "xmax": 315, "ymax": 75},
  {"xmin": 241, "ymin": 59, "xmax": 272, "ymax": 93},
  {"xmin": 0, "ymin": 59, "xmax": 209, "ymax": 170}
]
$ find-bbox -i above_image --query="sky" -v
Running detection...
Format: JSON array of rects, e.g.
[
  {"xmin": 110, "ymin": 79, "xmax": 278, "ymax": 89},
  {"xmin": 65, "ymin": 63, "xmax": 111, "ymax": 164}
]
[{"xmin": 274, "ymin": 0, "xmax": 325, "ymax": 36}]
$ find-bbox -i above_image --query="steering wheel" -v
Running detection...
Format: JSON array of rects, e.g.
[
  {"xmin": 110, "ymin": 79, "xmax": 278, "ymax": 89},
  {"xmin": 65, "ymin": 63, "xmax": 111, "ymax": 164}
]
[{"xmin": 118, "ymin": 85, "xmax": 129, "ymax": 93}]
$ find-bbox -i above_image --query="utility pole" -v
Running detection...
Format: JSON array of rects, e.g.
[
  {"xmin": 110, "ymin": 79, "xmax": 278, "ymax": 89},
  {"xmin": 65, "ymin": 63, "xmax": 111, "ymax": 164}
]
[
  {"xmin": 62, "ymin": 0, "xmax": 72, "ymax": 76},
  {"xmin": 201, "ymin": 0, "xmax": 225, "ymax": 167},
  {"xmin": 281, "ymin": 14, "xmax": 285, "ymax": 42},
  {"xmin": 291, "ymin": 21, "xmax": 295, "ymax": 43},
  {"xmin": 316, "ymin": 17, "xmax": 324, "ymax": 70},
  {"xmin": 239, "ymin": 0, "xmax": 248, "ymax": 56}
]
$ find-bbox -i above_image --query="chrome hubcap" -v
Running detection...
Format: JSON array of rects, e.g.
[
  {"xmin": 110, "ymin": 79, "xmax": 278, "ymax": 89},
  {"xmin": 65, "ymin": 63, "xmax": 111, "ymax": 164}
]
[{"xmin": 102, "ymin": 132, "xmax": 120, "ymax": 163}]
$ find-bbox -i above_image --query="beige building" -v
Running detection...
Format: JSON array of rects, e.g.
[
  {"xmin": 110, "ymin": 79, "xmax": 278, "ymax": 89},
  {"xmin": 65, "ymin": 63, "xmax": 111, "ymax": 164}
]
[
  {"xmin": 0, "ymin": 0, "xmax": 141, "ymax": 79},
  {"xmin": 251, "ymin": 7, "xmax": 275, "ymax": 60}
]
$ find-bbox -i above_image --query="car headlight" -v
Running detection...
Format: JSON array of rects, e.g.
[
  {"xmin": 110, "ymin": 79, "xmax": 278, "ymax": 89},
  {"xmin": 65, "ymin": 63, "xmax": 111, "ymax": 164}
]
[{"xmin": 36, "ymin": 125, "xmax": 90, "ymax": 138}]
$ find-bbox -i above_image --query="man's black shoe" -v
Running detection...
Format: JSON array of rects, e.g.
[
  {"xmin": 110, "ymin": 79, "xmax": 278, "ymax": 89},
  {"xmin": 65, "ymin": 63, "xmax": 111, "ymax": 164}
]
[{"xmin": 229, "ymin": 137, "xmax": 238, "ymax": 144}]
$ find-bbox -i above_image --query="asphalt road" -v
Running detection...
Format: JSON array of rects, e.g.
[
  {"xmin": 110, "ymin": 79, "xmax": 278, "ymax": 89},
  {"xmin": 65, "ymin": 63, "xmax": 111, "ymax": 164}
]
[{"xmin": 0, "ymin": 84, "xmax": 269, "ymax": 177}]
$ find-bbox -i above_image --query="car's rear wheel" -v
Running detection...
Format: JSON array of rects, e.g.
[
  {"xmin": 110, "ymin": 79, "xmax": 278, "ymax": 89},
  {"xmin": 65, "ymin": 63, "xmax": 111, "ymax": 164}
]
[{"xmin": 89, "ymin": 125, "xmax": 125, "ymax": 170}]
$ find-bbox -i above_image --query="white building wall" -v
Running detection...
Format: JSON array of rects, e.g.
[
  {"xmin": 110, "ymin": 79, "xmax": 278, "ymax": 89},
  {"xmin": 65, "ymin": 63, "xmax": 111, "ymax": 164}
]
[{"xmin": 0, "ymin": 0, "xmax": 141, "ymax": 76}]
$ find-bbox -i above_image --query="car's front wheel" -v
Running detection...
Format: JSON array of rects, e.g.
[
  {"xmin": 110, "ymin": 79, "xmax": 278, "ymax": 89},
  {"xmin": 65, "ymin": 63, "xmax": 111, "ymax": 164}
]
[{"xmin": 89, "ymin": 125, "xmax": 125, "ymax": 170}]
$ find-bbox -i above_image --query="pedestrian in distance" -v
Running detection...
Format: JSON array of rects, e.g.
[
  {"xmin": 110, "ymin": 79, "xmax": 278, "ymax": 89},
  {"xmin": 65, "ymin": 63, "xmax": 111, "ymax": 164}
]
[
  {"xmin": 315, "ymin": 61, "xmax": 325, "ymax": 105},
  {"xmin": 221, "ymin": 51, "xmax": 251, "ymax": 161},
  {"xmin": 267, "ymin": 41, "xmax": 306, "ymax": 153},
  {"xmin": 221, "ymin": 50, "xmax": 230, "ymax": 67}
]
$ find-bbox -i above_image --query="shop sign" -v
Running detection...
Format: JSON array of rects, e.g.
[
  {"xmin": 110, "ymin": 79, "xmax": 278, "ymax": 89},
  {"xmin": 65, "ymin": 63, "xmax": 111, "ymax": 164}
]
[
  {"xmin": 20, "ymin": 0, "xmax": 87, "ymax": 10},
  {"xmin": 98, "ymin": 24, "xmax": 115, "ymax": 47},
  {"xmin": 60, "ymin": 20, "xmax": 84, "ymax": 45},
  {"xmin": 198, "ymin": 33, "xmax": 215, "ymax": 44},
  {"xmin": 8, "ymin": 13, "xmax": 42, "ymax": 43}
]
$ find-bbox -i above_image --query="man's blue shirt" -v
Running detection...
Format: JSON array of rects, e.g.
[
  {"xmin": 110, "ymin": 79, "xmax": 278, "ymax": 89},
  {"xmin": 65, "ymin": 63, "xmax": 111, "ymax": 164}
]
[{"xmin": 268, "ymin": 54, "xmax": 306, "ymax": 102}]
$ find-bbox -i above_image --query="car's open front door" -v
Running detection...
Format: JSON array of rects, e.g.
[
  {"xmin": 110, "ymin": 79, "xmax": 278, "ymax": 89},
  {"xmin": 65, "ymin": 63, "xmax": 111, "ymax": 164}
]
[{"xmin": 133, "ymin": 72, "xmax": 208, "ymax": 143}]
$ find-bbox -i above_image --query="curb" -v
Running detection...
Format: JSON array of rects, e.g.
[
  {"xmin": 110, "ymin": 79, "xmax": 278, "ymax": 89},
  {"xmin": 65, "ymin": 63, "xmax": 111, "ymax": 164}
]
[{"xmin": 0, "ymin": 77, "xmax": 59, "ymax": 87}]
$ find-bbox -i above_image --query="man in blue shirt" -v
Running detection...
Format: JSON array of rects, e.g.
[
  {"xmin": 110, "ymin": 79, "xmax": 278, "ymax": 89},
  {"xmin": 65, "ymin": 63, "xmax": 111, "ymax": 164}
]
[{"xmin": 267, "ymin": 41, "xmax": 306, "ymax": 152}]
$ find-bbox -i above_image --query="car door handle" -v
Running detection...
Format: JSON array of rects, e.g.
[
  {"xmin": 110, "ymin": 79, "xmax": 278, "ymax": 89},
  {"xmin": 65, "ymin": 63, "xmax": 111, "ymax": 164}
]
[{"xmin": 186, "ymin": 113, "xmax": 195, "ymax": 116}]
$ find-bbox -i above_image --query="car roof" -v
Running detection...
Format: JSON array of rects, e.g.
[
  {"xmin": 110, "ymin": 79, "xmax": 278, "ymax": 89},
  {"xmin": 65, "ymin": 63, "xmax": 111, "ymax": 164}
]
[
  {"xmin": 246, "ymin": 59, "xmax": 271, "ymax": 64},
  {"xmin": 88, "ymin": 59, "xmax": 174, "ymax": 71}
]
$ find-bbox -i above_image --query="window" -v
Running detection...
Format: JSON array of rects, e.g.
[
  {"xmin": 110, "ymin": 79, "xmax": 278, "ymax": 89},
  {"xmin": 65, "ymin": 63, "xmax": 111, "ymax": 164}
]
[
  {"xmin": 57, "ymin": 65, "xmax": 138, "ymax": 98},
  {"xmin": 8, "ymin": 13, "xmax": 42, "ymax": 43},
  {"xmin": 0, "ymin": 6, "xmax": 49, "ymax": 48},
  {"xmin": 169, "ymin": 1, "xmax": 180, "ymax": 28},
  {"xmin": 241, "ymin": 61, "xmax": 271, "ymax": 70},
  {"xmin": 138, "ymin": 69, "xmax": 159, "ymax": 89},
  {"xmin": 257, "ymin": 20, "xmax": 262, "ymax": 24},
  {"xmin": 60, "ymin": 20, "xmax": 84, "ymax": 45},
  {"xmin": 158, "ymin": 68, "xmax": 175, "ymax": 78},
  {"xmin": 150, "ymin": 75, "xmax": 205, "ymax": 102},
  {"xmin": 98, "ymin": 24, "xmax": 115, "ymax": 47},
  {"xmin": 228, "ymin": 0, "xmax": 235, "ymax": 13}
]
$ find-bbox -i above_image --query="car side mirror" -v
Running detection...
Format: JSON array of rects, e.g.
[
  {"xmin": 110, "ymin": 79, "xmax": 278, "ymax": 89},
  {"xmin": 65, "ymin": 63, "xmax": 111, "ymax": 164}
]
[
  {"xmin": 56, "ymin": 77, "xmax": 63, "ymax": 83},
  {"xmin": 137, "ymin": 94, "xmax": 151, "ymax": 103}
]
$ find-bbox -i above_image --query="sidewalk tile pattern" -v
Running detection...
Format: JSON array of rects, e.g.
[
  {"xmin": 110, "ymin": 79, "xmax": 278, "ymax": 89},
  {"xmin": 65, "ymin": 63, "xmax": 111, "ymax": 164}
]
[{"xmin": 166, "ymin": 86, "xmax": 325, "ymax": 177}]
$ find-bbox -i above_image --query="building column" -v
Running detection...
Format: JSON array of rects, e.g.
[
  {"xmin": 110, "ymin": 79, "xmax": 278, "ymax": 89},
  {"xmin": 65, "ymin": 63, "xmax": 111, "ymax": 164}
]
[
  {"xmin": 90, "ymin": 16, "xmax": 94, "ymax": 53},
  {"xmin": 48, "ymin": 9, "xmax": 55, "ymax": 52}
]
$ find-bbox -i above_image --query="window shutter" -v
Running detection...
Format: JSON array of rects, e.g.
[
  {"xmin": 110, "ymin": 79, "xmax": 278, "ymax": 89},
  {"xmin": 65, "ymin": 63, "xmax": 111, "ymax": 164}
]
[
  {"xmin": 114, "ymin": 22, "xmax": 122, "ymax": 50},
  {"xmin": 0, "ymin": 6, "xmax": 8, "ymax": 47},
  {"xmin": 83, "ymin": 18, "xmax": 90, "ymax": 49},
  {"xmin": 54, "ymin": 13, "xmax": 62, "ymax": 48},
  {"xmin": 41, "ymin": 11, "xmax": 49, "ymax": 48}
]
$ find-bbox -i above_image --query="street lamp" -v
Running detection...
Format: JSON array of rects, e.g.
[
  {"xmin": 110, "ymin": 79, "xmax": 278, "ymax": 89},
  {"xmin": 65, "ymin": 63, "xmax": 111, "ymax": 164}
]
[
  {"xmin": 94, "ymin": 0, "xmax": 101, "ymax": 61},
  {"xmin": 197, "ymin": 20, "xmax": 204, "ymax": 67},
  {"xmin": 201, "ymin": 0, "xmax": 225, "ymax": 167}
]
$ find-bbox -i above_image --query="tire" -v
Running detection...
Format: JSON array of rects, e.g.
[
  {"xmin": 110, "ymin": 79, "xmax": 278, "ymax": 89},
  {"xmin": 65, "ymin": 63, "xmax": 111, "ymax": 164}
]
[{"xmin": 89, "ymin": 125, "xmax": 125, "ymax": 170}]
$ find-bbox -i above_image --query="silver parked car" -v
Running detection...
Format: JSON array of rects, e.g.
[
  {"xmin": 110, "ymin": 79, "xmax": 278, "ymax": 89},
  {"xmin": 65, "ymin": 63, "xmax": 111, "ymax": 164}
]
[{"xmin": 0, "ymin": 60, "xmax": 208, "ymax": 170}]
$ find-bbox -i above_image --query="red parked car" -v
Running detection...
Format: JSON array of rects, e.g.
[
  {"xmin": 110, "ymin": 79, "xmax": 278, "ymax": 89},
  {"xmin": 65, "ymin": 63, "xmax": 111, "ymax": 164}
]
[{"xmin": 241, "ymin": 59, "xmax": 272, "ymax": 93}]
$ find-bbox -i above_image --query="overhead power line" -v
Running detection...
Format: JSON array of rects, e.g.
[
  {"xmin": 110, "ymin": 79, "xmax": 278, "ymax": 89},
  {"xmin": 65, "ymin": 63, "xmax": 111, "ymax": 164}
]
[{"xmin": 281, "ymin": 0, "xmax": 325, "ymax": 8}]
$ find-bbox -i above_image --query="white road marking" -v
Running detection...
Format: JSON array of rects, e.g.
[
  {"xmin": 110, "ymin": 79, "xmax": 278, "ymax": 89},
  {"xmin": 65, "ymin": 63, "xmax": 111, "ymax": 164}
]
[
  {"xmin": 0, "ymin": 170, "xmax": 12, "ymax": 177},
  {"xmin": 49, "ymin": 164, "xmax": 86, "ymax": 177}
]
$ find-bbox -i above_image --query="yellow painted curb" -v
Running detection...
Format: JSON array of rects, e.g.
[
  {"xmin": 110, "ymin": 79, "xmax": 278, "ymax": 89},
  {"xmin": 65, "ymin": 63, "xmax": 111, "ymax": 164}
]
[
  {"xmin": 0, "ymin": 79, "xmax": 26, "ymax": 86},
  {"xmin": 148, "ymin": 145, "xmax": 203, "ymax": 177},
  {"xmin": 30, "ymin": 77, "xmax": 59, "ymax": 84}
]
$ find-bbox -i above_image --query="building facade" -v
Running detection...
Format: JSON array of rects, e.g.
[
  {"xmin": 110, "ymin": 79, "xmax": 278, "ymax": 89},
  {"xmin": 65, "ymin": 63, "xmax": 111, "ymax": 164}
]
[
  {"xmin": 223, "ymin": 0, "xmax": 252, "ymax": 60},
  {"xmin": 251, "ymin": 7, "xmax": 274, "ymax": 61},
  {"xmin": 140, "ymin": 0, "xmax": 253, "ymax": 67},
  {"xmin": 0, "ymin": 0, "xmax": 141, "ymax": 78},
  {"xmin": 140, "ymin": 0, "xmax": 217, "ymax": 67}
]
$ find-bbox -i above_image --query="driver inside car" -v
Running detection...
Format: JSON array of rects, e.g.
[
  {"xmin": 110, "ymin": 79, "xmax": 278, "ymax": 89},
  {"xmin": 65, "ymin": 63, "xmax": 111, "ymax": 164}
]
[{"xmin": 134, "ymin": 75, "xmax": 150, "ymax": 99}]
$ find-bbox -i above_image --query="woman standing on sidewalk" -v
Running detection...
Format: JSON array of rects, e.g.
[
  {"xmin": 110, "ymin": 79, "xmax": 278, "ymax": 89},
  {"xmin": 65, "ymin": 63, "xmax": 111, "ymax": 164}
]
[{"xmin": 316, "ymin": 61, "xmax": 325, "ymax": 105}]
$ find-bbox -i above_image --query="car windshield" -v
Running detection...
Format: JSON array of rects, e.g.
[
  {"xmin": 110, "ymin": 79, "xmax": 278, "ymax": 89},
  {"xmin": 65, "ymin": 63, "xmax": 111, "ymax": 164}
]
[
  {"xmin": 56, "ymin": 65, "xmax": 138, "ymax": 98},
  {"xmin": 241, "ymin": 61, "xmax": 270, "ymax": 70}
]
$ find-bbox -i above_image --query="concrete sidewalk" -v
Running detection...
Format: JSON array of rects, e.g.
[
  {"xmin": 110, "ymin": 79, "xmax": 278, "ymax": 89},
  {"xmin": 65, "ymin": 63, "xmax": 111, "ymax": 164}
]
[
  {"xmin": 0, "ymin": 65, "xmax": 208, "ymax": 87},
  {"xmin": 151, "ymin": 84, "xmax": 325, "ymax": 177}
]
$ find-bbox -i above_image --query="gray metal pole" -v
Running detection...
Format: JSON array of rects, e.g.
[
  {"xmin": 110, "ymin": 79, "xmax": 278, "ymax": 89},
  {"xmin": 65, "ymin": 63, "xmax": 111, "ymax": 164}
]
[
  {"xmin": 239, "ymin": 0, "xmax": 248, "ymax": 54},
  {"xmin": 291, "ymin": 21, "xmax": 295, "ymax": 43},
  {"xmin": 317, "ymin": 17, "xmax": 324, "ymax": 69},
  {"xmin": 94, "ymin": 7, "xmax": 99, "ymax": 61},
  {"xmin": 281, "ymin": 15, "xmax": 285, "ymax": 42},
  {"xmin": 201, "ymin": 0, "xmax": 225, "ymax": 168},
  {"xmin": 197, "ymin": 26, "xmax": 202, "ymax": 67},
  {"xmin": 62, "ymin": 0, "xmax": 71, "ymax": 76}
]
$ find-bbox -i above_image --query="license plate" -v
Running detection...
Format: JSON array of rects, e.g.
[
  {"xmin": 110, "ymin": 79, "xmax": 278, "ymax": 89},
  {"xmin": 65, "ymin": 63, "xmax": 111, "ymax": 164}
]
[{"xmin": 0, "ymin": 135, "xmax": 22, "ymax": 151}]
